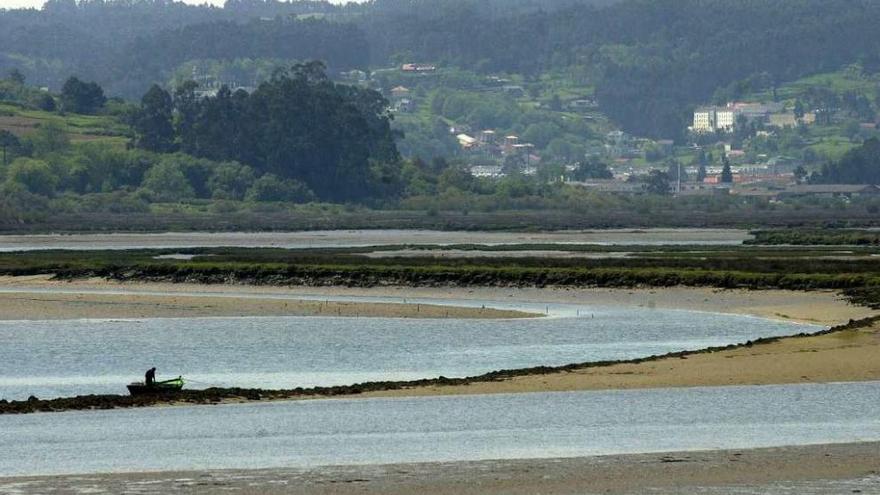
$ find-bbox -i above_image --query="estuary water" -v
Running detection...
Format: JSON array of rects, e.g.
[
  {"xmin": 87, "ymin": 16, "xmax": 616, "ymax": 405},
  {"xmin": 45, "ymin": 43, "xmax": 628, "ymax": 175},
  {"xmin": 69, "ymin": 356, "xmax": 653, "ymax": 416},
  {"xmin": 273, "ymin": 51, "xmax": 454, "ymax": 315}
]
[
  {"xmin": 1, "ymin": 382, "xmax": 878, "ymax": 476},
  {"xmin": 0, "ymin": 305, "xmax": 818, "ymax": 400}
]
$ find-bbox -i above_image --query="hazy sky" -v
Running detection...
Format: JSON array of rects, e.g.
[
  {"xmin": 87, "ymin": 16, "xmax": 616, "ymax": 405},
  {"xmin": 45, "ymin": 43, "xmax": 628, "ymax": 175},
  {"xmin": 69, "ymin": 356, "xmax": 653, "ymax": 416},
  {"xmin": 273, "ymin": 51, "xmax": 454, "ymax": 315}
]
[{"xmin": 0, "ymin": 0, "xmax": 356, "ymax": 9}]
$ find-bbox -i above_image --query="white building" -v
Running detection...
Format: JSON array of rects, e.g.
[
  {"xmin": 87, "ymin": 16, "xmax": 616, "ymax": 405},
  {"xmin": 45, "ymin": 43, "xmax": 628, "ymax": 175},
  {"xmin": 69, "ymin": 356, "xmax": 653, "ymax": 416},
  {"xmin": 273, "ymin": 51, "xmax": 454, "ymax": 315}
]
[
  {"xmin": 715, "ymin": 109, "xmax": 736, "ymax": 130},
  {"xmin": 692, "ymin": 107, "xmax": 735, "ymax": 133},
  {"xmin": 692, "ymin": 108, "xmax": 715, "ymax": 133},
  {"xmin": 457, "ymin": 133, "xmax": 477, "ymax": 149},
  {"xmin": 469, "ymin": 165, "xmax": 505, "ymax": 178}
]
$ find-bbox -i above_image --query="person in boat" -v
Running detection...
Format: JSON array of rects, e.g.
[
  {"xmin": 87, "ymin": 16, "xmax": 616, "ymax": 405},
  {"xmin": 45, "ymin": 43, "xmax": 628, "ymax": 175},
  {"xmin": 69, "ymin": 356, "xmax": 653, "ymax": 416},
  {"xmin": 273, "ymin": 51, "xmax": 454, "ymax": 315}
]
[{"xmin": 145, "ymin": 367, "xmax": 157, "ymax": 387}]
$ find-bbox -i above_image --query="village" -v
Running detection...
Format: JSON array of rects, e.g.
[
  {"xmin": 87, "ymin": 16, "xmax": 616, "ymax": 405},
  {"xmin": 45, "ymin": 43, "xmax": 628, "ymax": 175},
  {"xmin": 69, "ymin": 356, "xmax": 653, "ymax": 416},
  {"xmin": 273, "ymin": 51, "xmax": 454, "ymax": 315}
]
[
  {"xmin": 157, "ymin": 59, "xmax": 880, "ymax": 203},
  {"xmin": 379, "ymin": 62, "xmax": 880, "ymax": 201}
]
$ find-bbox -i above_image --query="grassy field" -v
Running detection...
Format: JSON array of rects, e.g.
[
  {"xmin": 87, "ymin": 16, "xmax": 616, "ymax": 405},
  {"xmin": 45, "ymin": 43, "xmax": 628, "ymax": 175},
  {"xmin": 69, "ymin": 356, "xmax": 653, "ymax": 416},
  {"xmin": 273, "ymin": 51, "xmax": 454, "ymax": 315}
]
[
  {"xmin": 751, "ymin": 68, "xmax": 880, "ymax": 104},
  {"xmin": 0, "ymin": 102, "xmax": 129, "ymax": 145}
]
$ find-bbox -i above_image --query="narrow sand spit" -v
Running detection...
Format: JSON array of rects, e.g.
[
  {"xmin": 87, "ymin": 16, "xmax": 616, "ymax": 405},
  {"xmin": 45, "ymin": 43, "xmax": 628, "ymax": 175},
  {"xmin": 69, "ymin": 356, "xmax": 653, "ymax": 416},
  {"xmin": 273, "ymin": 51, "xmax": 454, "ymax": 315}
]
[
  {"xmin": 2, "ymin": 442, "xmax": 877, "ymax": 495},
  {"xmin": 365, "ymin": 320, "xmax": 880, "ymax": 397},
  {"xmin": 0, "ymin": 276, "xmax": 534, "ymax": 320},
  {"xmin": 0, "ymin": 275, "xmax": 872, "ymax": 325}
]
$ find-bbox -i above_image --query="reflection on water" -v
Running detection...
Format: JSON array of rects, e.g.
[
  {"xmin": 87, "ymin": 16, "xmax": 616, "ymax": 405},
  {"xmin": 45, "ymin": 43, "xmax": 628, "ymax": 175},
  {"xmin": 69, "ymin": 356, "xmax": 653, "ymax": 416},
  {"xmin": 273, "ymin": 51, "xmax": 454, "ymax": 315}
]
[
  {"xmin": 0, "ymin": 382, "xmax": 877, "ymax": 476},
  {"xmin": 0, "ymin": 306, "xmax": 818, "ymax": 400}
]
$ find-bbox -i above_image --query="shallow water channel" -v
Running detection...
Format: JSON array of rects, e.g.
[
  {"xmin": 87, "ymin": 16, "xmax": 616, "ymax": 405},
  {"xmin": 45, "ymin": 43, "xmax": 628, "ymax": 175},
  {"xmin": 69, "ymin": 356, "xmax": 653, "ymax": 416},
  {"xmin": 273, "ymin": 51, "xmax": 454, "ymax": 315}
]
[
  {"xmin": 0, "ymin": 300, "xmax": 818, "ymax": 400},
  {"xmin": 1, "ymin": 381, "xmax": 878, "ymax": 476}
]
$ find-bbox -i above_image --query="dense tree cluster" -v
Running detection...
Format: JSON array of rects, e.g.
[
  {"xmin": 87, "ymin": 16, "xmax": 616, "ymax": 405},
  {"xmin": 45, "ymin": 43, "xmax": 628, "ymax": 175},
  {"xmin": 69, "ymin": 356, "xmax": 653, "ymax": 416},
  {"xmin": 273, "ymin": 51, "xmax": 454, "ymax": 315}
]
[
  {"xmin": 131, "ymin": 62, "xmax": 401, "ymax": 202},
  {"xmin": 813, "ymin": 138, "xmax": 880, "ymax": 184},
  {"xmin": 60, "ymin": 77, "xmax": 106, "ymax": 114},
  {"xmin": 570, "ymin": 159, "xmax": 613, "ymax": 181}
]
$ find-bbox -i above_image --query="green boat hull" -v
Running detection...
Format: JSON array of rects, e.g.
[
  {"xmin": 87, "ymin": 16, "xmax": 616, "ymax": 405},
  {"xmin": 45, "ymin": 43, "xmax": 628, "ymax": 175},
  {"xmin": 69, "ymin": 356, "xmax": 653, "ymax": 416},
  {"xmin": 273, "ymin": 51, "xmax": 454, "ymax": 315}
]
[{"xmin": 127, "ymin": 377, "xmax": 184, "ymax": 395}]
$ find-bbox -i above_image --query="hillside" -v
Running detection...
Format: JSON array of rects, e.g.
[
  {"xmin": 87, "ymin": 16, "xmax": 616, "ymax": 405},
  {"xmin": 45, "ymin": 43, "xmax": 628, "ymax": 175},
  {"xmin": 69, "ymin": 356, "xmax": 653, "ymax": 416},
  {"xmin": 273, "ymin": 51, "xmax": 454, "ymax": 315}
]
[
  {"xmin": 0, "ymin": 103, "xmax": 128, "ymax": 145},
  {"xmin": 3, "ymin": 0, "xmax": 880, "ymax": 139}
]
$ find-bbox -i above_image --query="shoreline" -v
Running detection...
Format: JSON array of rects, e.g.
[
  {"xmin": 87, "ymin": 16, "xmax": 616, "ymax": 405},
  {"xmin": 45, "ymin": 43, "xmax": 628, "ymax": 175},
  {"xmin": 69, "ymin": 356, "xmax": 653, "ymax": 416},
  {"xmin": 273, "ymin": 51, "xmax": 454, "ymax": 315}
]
[
  {"xmin": 3, "ymin": 442, "xmax": 878, "ymax": 494},
  {"xmin": 363, "ymin": 316, "xmax": 880, "ymax": 398},
  {"xmin": 1, "ymin": 276, "xmax": 878, "ymax": 413}
]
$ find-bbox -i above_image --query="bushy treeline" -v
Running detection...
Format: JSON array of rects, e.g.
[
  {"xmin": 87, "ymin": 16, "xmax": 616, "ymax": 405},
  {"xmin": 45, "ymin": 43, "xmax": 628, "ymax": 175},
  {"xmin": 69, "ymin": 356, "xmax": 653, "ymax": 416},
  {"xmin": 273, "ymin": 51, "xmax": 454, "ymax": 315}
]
[
  {"xmin": 0, "ymin": 121, "xmax": 323, "ymax": 213},
  {"xmin": 1, "ymin": 71, "xmax": 117, "ymax": 117},
  {"xmin": 0, "ymin": 70, "xmax": 56, "ymax": 111},
  {"xmin": 130, "ymin": 62, "xmax": 401, "ymax": 202}
]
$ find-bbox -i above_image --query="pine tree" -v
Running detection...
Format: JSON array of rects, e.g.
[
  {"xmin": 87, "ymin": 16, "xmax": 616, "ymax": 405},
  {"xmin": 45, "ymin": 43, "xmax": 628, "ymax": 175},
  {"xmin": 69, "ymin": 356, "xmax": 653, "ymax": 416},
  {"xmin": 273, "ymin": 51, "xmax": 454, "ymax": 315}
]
[
  {"xmin": 133, "ymin": 85, "xmax": 176, "ymax": 153},
  {"xmin": 720, "ymin": 156, "xmax": 734, "ymax": 184}
]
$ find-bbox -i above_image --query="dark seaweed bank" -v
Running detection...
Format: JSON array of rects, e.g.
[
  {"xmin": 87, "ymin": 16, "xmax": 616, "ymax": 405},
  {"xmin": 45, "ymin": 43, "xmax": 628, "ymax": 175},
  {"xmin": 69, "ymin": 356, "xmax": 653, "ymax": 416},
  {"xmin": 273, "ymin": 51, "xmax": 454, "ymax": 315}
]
[{"xmin": 3, "ymin": 316, "xmax": 876, "ymax": 415}]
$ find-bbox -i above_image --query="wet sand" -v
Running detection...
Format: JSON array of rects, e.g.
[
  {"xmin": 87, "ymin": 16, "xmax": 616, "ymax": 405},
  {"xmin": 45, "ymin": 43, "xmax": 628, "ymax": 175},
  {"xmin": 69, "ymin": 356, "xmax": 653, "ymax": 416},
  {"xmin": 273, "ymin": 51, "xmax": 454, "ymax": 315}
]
[
  {"xmin": 2, "ymin": 442, "xmax": 877, "ymax": 494},
  {"xmin": 0, "ymin": 276, "xmax": 871, "ymax": 325},
  {"xmin": 365, "ymin": 319, "xmax": 880, "ymax": 397}
]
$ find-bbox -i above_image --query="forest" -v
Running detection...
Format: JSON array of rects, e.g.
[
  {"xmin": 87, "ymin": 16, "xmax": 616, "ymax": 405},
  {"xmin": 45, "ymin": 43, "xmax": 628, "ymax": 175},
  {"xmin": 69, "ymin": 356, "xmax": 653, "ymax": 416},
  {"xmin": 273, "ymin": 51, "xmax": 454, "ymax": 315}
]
[
  {"xmin": 131, "ymin": 62, "xmax": 400, "ymax": 201},
  {"xmin": 3, "ymin": 0, "xmax": 880, "ymax": 138}
]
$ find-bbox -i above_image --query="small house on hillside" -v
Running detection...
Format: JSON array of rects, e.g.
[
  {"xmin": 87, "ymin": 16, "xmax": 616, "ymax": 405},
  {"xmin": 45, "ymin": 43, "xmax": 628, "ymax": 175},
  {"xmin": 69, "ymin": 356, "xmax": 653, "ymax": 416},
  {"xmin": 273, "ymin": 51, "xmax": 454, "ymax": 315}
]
[
  {"xmin": 390, "ymin": 86, "xmax": 410, "ymax": 100},
  {"xmin": 401, "ymin": 63, "xmax": 437, "ymax": 73}
]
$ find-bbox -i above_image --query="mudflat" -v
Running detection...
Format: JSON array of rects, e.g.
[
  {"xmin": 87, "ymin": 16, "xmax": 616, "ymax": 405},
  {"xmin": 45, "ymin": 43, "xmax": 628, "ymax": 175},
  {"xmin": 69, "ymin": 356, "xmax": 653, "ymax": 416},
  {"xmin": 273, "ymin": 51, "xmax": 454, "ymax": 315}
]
[{"xmin": 2, "ymin": 442, "xmax": 877, "ymax": 494}]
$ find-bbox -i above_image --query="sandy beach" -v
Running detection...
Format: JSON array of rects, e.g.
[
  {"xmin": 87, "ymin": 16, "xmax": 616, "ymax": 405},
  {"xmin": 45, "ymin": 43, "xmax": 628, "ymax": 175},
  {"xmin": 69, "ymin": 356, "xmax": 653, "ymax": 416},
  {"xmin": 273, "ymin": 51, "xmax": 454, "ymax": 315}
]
[{"xmin": 2, "ymin": 442, "xmax": 877, "ymax": 494}]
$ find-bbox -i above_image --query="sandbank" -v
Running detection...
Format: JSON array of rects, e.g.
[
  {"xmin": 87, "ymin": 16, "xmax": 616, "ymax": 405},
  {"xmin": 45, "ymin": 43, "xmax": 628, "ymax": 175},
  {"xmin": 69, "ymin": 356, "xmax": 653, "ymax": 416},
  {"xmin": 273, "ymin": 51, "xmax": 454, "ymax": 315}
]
[
  {"xmin": 2, "ymin": 442, "xmax": 877, "ymax": 494},
  {"xmin": 365, "ymin": 320, "xmax": 880, "ymax": 397},
  {"xmin": 0, "ymin": 276, "xmax": 532, "ymax": 320},
  {"xmin": 0, "ymin": 275, "xmax": 872, "ymax": 325}
]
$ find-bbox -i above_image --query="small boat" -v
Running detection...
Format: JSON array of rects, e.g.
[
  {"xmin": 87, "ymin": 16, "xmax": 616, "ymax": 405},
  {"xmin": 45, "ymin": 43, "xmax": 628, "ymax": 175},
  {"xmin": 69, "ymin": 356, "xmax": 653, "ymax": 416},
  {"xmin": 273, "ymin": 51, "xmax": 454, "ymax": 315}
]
[{"xmin": 127, "ymin": 376, "xmax": 185, "ymax": 396}]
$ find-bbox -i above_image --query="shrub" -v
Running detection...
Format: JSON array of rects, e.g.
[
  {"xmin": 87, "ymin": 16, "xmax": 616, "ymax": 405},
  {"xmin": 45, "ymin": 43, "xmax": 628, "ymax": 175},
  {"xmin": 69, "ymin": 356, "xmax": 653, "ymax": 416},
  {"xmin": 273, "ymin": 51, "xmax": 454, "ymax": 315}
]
[
  {"xmin": 5, "ymin": 158, "xmax": 59, "ymax": 196},
  {"xmin": 141, "ymin": 158, "xmax": 195, "ymax": 202},
  {"xmin": 245, "ymin": 174, "xmax": 315, "ymax": 203}
]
